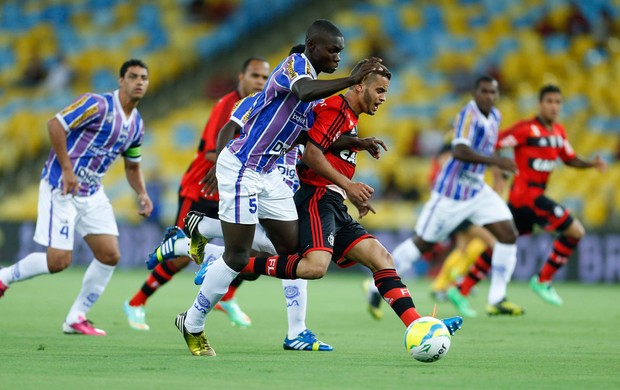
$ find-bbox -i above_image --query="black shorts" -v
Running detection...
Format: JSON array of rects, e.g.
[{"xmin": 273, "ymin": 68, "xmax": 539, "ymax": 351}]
[
  {"xmin": 509, "ymin": 194, "xmax": 573, "ymax": 235},
  {"xmin": 295, "ymin": 185, "xmax": 373, "ymax": 268},
  {"xmin": 176, "ymin": 195, "xmax": 219, "ymax": 228}
]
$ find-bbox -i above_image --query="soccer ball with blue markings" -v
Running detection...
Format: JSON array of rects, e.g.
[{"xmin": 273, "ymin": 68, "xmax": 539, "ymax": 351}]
[{"xmin": 404, "ymin": 316, "xmax": 451, "ymax": 363}]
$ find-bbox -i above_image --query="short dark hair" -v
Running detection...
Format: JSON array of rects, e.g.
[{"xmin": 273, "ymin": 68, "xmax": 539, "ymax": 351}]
[
  {"xmin": 306, "ymin": 19, "xmax": 343, "ymax": 43},
  {"xmin": 241, "ymin": 56, "xmax": 268, "ymax": 73},
  {"xmin": 289, "ymin": 44, "xmax": 305, "ymax": 55},
  {"xmin": 120, "ymin": 59, "xmax": 148, "ymax": 78},
  {"xmin": 539, "ymin": 84, "xmax": 562, "ymax": 101},
  {"xmin": 474, "ymin": 75, "xmax": 496, "ymax": 89}
]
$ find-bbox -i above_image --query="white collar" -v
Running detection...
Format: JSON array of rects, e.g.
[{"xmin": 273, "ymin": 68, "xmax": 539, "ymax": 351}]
[
  {"xmin": 469, "ymin": 99, "xmax": 492, "ymax": 126},
  {"xmin": 300, "ymin": 53, "xmax": 318, "ymax": 79}
]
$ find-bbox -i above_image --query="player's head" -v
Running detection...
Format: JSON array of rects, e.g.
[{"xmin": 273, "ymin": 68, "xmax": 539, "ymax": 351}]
[
  {"xmin": 289, "ymin": 44, "xmax": 305, "ymax": 55},
  {"xmin": 238, "ymin": 57, "xmax": 270, "ymax": 98},
  {"xmin": 538, "ymin": 84, "xmax": 562, "ymax": 123},
  {"xmin": 119, "ymin": 59, "xmax": 149, "ymax": 101},
  {"xmin": 305, "ymin": 19, "xmax": 344, "ymax": 74},
  {"xmin": 347, "ymin": 62, "xmax": 391, "ymax": 116},
  {"xmin": 472, "ymin": 75, "xmax": 498, "ymax": 115}
]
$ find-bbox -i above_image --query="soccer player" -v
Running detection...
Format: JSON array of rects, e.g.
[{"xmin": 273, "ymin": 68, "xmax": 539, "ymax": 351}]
[
  {"xmin": 390, "ymin": 76, "xmax": 524, "ymax": 318},
  {"xmin": 0, "ymin": 59, "xmax": 153, "ymax": 336},
  {"xmin": 123, "ymin": 56, "xmax": 272, "ymax": 330},
  {"xmin": 194, "ymin": 62, "xmax": 462, "ymax": 356},
  {"xmin": 174, "ymin": 19, "xmax": 385, "ymax": 356},
  {"xmin": 454, "ymin": 84, "xmax": 607, "ymax": 307}
]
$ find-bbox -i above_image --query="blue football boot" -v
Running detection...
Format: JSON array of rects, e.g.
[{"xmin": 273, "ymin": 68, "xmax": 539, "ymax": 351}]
[
  {"xmin": 441, "ymin": 316, "xmax": 464, "ymax": 336},
  {"xmin": 146, "ymin": 226, "xmax": 187, "ymax": 270},
  {"xmin": 283, "ymin": 329, "xmax": 333, "ymax": 351}
]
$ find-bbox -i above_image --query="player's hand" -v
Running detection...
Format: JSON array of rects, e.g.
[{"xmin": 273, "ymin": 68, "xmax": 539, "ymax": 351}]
[
  {"xmin": 61, "ymin": 169, "xmax": 79, "ymax": 196},
  {"xmin": 137, "ymin": 192, "xmax": 153, "ymax": 217},
  {"xmin": 357, "ymin": 202, "xmax": 376, "ymax": 219},
  {"xmin": 358, "ymin": 137, "xmax": 388, "ymax": 159},
  {"xmin": 494, "ymin": 156, "xmax": 517, "ymax": 173},
  {"xmin": 349, "ymin": 57, "xmax": 384, "ymax": 84},
  {"xmin": 592, "ymin": 155, "xmax": 607, "ymax": 173},
  {"xmin": 345, "ymin": 182, "xmax": 374, "ymax": 206},
  {"xmin": 200, "ymin": 166, "xmax": 218, "ymax": 196}
]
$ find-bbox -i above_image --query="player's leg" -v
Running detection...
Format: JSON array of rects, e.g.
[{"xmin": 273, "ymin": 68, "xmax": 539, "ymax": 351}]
[
  {"xmin": 0, "ymin": 180, "xmax": 76, "ymax": 297},
  {"xmin": 529, "ymin": 196, "xmax": 580, "ymax": 306},
  {"xmin": 347, "ymin": 237, "xmax": 463, "ymax": 335}
]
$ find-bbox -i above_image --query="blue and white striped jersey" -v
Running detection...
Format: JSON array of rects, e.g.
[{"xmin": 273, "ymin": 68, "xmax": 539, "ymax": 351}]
[
  {"xmin": 227, "ymin": 52, "xmax": 317, "ymax": 174},
  {"xmin": 41, "ymin": 90, "xmax": 144, "ymax": 196},
  {"xmin": 433, "ymin": 100, "xmax": 501, "ymax": 200}
]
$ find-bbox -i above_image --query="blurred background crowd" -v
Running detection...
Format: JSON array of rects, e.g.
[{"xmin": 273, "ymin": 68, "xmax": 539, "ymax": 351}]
[{"xmin": 0, "ymin": 0, "xmax": 618, "ymax": 272}]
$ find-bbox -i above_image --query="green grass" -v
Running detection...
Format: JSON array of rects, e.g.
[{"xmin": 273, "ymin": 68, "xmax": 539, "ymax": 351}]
[{"xmin": 1, "ymin": 268, "xmax": 619, "ymax": 390}]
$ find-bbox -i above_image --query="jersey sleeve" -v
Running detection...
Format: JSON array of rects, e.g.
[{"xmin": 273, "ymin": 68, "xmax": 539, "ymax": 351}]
[
  {"xmin": 203, "ymin": 94, "xmax": 241, "ymax": 153},
  {"xmin": 307, "ymin": 100, "xmax": 341, "ymax": 152},
  {"xmin": 557, "ymin": 126, "xmax": 576, "ymax": 162},
  {"xmin": 273, "ymin": 54, "xmax": 312, "ymax": 92},
  {"xmin": 496, "ymin": 121, "xmax": 530, "ymax": 148},
  {"xmin": 229, "ymin": 94, "xmax": 257, "ymax": 127},
  {"xmin": 452, "ymin": 107, "xmax": 476, "ymax": 146},
  {"xmin": 55, "ymin": 93, "xmax": 101, "ymax": 132}
]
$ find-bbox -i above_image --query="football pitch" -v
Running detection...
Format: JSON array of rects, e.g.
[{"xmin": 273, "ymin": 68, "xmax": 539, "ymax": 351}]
[{"xmin": 1, "ymin": 267, "xmax": 618, "ymax": 390}]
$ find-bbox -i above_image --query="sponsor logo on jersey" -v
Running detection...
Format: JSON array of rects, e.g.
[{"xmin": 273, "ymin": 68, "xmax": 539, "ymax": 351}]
[{"xmin": 529, "ymin": 158, "xmax": 556, "ymax": 172}]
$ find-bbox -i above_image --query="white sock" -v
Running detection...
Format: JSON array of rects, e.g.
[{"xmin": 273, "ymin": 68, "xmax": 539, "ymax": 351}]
[
  {"xmin": 203, "ymin": 243, "xmax": 225, "ymax": 262},
  {"xmin": 283, "ymin": 279, "xmax": 307, "ymax": 339},
  {"xmin": 488, "ymin": 242, "xmax": 517, "ymax": 305},
  {"xmin": 0, "ymin": 252, "xmax": 50, "ymax": 286},
  {"xmin": 65, "ymin": 258, "xmax": 115, "ymax": 324},
  {"xmin": 173, "ymin": 237, "xmax": 191, "ymax": 257},
  {"xmin": 185, "ymin": 256, "xmax": 239, "ymax": 333},
  {"xmin": 252, "ymin": 225, "xmax": 277, "ymax": 255},
  {"xmin": 198, "ymin": 216, "xmax": 223, "ymax": 239},
  {"xmin": 392, "ymin": 238, "xmax": 422, "ymax": 275}
]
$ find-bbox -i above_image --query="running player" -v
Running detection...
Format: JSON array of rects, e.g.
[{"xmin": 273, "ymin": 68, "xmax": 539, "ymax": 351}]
[
  {"xmin": 174, "ymin": 19, "xmax": 383, "ymax": 356},
  {"xmin": 390, "ymin": 76, "xmax": 525, "ymax": 318},
  {"xmin": 452, "ymin": 84, "xmax": 607, "ymax": 307},
  {"xmin": 0, "ymin": 59, "xmax": 153, "ymax": 336}
]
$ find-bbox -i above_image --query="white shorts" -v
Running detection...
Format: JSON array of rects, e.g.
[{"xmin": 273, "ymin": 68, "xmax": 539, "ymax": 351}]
[
  {"xmin": 217, "ymin": 148, "xmax": 297, "ymax": 224},
  {"xmin": 415, "ymin": 184, "xmax": 512, "ymax": 243},
  {"xmin": 34, "ymin": 180, "xmax": 119, "ymax": 250}
]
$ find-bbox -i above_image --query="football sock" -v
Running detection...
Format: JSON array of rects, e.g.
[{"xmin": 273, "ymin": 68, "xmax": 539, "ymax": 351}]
[
  {"xmin": 539, "ymin": 235, "xmax": 579, "ymax": 282},
  {"xmin": 454, "ymin": 238, "xmax": 487, "ymax": 279},
  {"xmin": 431, "ymin": 247, "xmax": 466, "ymax": 292},
  {"xmin": 488, "ymin": 242, "xmax": 517, "ymax": 305},
  {"xmin": 373, "ymin": 268, "xmax": 420, "ymax": 327},
  {"xmin": 242, "ymin": 254, "xmax": 301, "ymax": 279},
  {"xmin": 392, "ymin": 238, "xmax": 422, "ymax": 273},
  {"xmin": 185, "ymin": 256, "xmax": 238, "ymax": 333},
  {"xmin": 65, "ymin": 258, "xmax": 115, "ymax": 324},
  {"xmin": 203, "ymin": 242, "xmax": 225, "ymax": 262},
  {"xmin": 220, "ymin": 277, "xmax": 243, "ymax": 302},
  {"xmin": 252, "ymin": 225, "xmax": 277, "ymax": 255},
  {"xmin": 0, "ymin": 252, "xmax": 49, "ymax": 285},
  {"xmin": 458, "ymin": 248, "xmax": 492, "ymax": 296},
  {"xmin": 173, "ymin": 237, "xmax": 191, "ymax": 257},
  {"xmin": 197, "ymin": 215, "xmax": 223, "ymax": 239},
  {"xmin": 130, "ymin": 261, "xmax": 180, "ymax": 306},
  {"xmin": 283, "ymin": 278, "xmax": 308, "ymax": 339}
]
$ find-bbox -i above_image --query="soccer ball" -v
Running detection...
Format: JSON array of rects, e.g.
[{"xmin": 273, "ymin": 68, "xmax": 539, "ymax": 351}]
[{"xmin": 404, "ymin": 316, "xmax": 451, "ymax": 363}]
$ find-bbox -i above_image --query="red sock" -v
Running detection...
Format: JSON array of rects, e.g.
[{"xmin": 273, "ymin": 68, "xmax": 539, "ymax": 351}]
[
  {"xmin": 373, "ymin": 268, "xmax": 420, "ymax": 327},
  {"xmin": 458, "ymin": 248, "xmax": 492, "ymax": 296},
  {"xmin": 242, "ymin": 254, "xmax": 300, "ymax": 278},
  {"xmin": 129, "ymin": 261, "xmax": 180, "ymax": 306},
  {"xmin": 220, "ymin": 277, "xmax": 243, "ymax": 302},
  {"xmin": 539, "ymin": 236, "xmax": 579, "ymax": 282}
]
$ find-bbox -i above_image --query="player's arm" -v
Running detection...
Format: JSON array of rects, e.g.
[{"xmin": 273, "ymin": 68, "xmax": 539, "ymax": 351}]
[
  {"xmin": 292, "ymin": 58, "xmax": 383, "ymax": 102},
  {"xmin": 565, "ymin": 155, "xmax": 607, "ymax": 172},
  {"xmin": 452, "ymin": 144, "xmax": 516, "ymax": 173},
  {"xmin": 47, "ymin": 117, "xmax": 78, "ymax": 195},
  {"xmin": 124, "ymin": 158, "xmax": 153, "ymax": 217},
  {"xmin": 331, "ymin": 136, "xmax": 388, "ymax": 159},
  {"xmin": 302, "ymin": 139, "xmax": 374, "ymax": 215},
  {"xmin": 200, "ymin": 120, "xmax": 242, "ymax": 195}
]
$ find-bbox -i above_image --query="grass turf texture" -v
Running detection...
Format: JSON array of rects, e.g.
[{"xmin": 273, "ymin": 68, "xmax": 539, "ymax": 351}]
[{"xmin": 1, "ymin": 268, "xmax": 619, "ymax": 390}]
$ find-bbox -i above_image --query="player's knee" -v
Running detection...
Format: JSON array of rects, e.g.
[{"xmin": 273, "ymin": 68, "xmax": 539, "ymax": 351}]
[
  {"xmin": 47, "ymin": 254, "xmax": 72, "ymax": 273},
  {"xmin": 298, "ymin": 259, "xmax": 329, "ymax": 279},
  {"xmin": 97, "ymin": 251, "xmax": 121, "ymax": 266},
  {"xmin": 565, "ymin": 220, "xmax": 585, "ymax": 240}
]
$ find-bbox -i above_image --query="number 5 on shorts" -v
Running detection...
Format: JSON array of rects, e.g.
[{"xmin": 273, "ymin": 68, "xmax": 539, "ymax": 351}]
[{"xmin": 249, "ymin": 197, "xmax": 257, "ymax": 214}]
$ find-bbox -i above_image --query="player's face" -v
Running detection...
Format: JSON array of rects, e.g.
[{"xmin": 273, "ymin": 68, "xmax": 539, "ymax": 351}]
[
  {"xmin": 120, "ymin": 66, "xmax": 149, "ymax": 100},
  {"xmin": 238, "ymin": 60, "xmax": 270, "ymax": 98},
  {"xmin": 473, "ymin": 80, "xmax": 498, "ymax": 114},
  {"xmin": 307, "ymin": 33, "xmax": 344, "ymax": 74},
  {"xmin": 539, "ymin": 92, "xmax": 562, "ymax": 123},
  {"xmin": 361, "ymin": 75, "xmax": 389, "ymax": 115}
]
